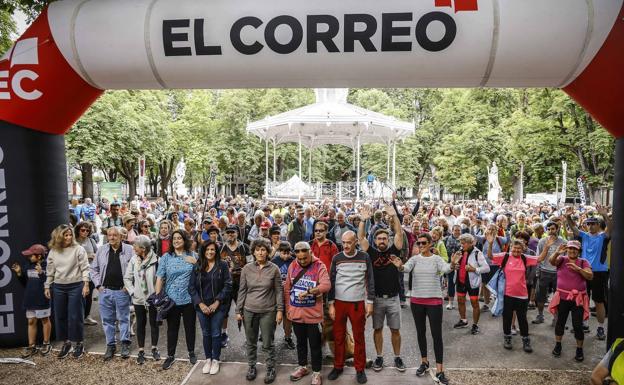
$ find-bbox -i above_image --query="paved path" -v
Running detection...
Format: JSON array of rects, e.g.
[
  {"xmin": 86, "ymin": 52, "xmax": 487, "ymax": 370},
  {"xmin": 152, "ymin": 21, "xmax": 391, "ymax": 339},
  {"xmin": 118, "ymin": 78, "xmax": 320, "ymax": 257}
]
[
  {"xmin": 82, "ymin": 296, "xmax": 605, "ymax": 383},
  {"xmin": 182, "ymin": 362, "xmax": 437, "ymax": 385}
]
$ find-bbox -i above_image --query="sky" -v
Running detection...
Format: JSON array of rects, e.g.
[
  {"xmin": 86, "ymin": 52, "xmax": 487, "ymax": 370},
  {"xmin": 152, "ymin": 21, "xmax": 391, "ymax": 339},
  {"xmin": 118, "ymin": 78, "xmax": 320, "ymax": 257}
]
[{"xmin": 12, "ymin": 9, "xmax": 29, "ymax": 38}]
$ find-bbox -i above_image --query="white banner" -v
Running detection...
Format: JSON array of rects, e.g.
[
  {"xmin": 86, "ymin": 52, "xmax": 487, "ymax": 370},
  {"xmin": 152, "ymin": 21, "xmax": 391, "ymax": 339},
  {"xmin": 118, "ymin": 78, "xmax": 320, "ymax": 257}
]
[
  {"xmin": 208, "ymin": 165, "xmax": 218, "ymax": 198},
  {"xmin": 138, "ymin": 156, "xmax": 146, "ymax": 197},
  {"xmin": 577, "ymin": 176, "xmax": 587, "ymax": 206},
  {"xmin": 47, "ymin": 0, "xmax": 622, "ymax": 90}
]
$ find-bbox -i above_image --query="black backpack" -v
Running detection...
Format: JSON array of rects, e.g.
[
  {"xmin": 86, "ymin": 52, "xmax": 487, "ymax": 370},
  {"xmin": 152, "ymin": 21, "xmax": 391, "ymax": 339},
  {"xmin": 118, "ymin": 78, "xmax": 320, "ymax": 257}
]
[{"xmin": 500, "ymin": 252, "xmax": 529, "ymax": 285}]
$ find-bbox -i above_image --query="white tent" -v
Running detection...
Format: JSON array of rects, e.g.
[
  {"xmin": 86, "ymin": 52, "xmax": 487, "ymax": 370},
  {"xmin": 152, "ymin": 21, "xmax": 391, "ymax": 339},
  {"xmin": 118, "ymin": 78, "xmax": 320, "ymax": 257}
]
[{"xmin": 247, "ymin": 89, "xmax": 415, "ymax": 199}]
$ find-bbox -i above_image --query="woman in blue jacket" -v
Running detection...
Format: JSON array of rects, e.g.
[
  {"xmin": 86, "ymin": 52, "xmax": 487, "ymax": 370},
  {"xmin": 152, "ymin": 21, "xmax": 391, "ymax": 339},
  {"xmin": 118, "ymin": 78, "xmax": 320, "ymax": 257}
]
[{"xmin": 189, "ymin": 239, "xmax": 232, "ymax": 376}]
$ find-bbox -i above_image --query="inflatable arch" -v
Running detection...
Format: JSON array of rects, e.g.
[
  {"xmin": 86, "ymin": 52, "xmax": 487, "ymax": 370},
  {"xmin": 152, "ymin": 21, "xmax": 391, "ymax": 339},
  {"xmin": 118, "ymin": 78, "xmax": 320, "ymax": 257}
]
[{"xmin": 0, "ymin": 0, "xmax": 622, "ymax": 347}]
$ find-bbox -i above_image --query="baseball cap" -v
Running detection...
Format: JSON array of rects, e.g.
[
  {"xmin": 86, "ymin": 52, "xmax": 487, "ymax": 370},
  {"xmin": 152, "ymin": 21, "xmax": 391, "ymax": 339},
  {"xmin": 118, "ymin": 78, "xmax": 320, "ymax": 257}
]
[
  {"xmin": 269, "ymin": 225, "xmax": 281, "ymax": 235},
  {"xmin": 22, "ymin": 244, "xmax": 47, "ymax": 256},
  {"xmin": 260, "ymin": 221, "xmax": 271, "ymax": 230},
  {"xmin": 225, "ymin": 225, "xmax": 238, "ymax": 233},
  {"xmin": 202, "ymin": 216, "xmax": 213, "ymax": 224},
  {"xmin": 206, "ymin": 225, "xmax": 220, "ymax": 234},
  {"xmin": 585, "ymin": 217, "xmax": 600, "ymax": 224},
  {"xmin": 566, "ymin": 240, "xmax": 581, "ymax": 250}
]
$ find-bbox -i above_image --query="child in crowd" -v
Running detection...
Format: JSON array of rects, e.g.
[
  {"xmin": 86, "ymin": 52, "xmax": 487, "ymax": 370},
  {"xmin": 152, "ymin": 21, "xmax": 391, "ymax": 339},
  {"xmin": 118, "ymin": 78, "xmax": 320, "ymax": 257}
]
[
  {"xmin": 271, "ymin": 241, "xmax": 296, "ymax": 349},
  {"xmin": 11, "ymin": 244, "xmax": 52, "ymax": 357}
]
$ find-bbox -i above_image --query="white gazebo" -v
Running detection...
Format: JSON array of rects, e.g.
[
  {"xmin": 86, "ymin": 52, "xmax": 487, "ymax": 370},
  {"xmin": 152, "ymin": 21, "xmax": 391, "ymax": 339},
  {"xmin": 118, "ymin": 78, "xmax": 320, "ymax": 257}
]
[{"xmin": 246, "ymin": 89, "xmax": 415, "ymax": 200}]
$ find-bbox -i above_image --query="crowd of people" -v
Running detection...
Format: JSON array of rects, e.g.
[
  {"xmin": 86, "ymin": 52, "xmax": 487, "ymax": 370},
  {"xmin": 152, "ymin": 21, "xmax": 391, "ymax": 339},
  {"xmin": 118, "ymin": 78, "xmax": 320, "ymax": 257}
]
[{"xmin": 11, "ymin": 193, "xmax": 619, "ymax": 385}]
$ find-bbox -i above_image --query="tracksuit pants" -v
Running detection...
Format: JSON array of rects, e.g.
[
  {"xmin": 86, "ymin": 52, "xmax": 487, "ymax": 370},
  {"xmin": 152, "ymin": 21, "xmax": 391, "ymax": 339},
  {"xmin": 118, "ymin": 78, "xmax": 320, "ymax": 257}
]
[{"xmin": 333, "ymin": 300, "xmax": 366, "ymax": 371}]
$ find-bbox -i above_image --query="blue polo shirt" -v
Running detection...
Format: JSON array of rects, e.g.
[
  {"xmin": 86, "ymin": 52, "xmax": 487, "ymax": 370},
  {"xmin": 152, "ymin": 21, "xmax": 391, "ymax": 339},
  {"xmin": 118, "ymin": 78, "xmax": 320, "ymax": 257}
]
[
  {"xmin": 579, "ymin": 231, "xmax": 609, "ymax": 272},
  {"xmin": 156, "ymin": 252, "xmax": 197, "ymax": 305}
]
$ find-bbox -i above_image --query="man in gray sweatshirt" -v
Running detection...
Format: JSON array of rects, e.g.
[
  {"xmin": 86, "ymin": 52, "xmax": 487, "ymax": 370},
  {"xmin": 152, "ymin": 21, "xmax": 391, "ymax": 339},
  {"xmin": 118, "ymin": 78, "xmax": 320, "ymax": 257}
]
[{"xmin": 327, "ymin": 231, "xmax": 375, "ymax": 384}]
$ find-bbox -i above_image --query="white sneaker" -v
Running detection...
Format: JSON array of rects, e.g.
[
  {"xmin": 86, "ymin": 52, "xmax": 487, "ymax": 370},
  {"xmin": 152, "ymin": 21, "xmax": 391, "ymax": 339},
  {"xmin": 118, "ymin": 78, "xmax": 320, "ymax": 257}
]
[
  {"xmin": 84, "ymin": 317, "xmax": 98, "ymax": 325},
  {"xmin": 209, "ymin": 360, "xmax": 220, "ymax": 375},
  {"xmin": 202, "ymin": 359, "xmax": 212, "ymax": 374},
  {"xmin": 446, "ymin": 303, "xmax": 454, "ymax": 310}
]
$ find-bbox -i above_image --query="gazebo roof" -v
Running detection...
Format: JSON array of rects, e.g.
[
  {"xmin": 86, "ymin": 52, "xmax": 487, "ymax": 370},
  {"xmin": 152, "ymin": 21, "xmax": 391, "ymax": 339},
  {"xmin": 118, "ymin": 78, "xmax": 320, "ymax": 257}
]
[{"xmin": 246, "ymin": 89, "xmax": 415, "ymax": 149}]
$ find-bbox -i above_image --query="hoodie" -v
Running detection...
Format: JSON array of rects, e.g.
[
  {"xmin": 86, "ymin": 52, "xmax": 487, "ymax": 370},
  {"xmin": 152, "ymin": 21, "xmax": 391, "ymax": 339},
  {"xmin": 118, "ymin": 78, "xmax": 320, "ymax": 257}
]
[{"xmin": 284, "ymin": 256, "xmax": 331, "ymax": 324}]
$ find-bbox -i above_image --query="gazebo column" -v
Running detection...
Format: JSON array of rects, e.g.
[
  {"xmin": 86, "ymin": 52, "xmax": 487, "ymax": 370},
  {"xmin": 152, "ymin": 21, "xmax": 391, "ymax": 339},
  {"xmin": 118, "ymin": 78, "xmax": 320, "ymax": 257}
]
[
  {"xmin": 265, "ymin": 139, "xmax": 269, "ymax": 197},
  {"xmin": 308, "ymin": 147, "xmax": 312, "ymax": 183},
  {"xmin": 392, "ymin": 140, "xmax": 397, "ymax": 187},
  {"xmin": 386, "ymin": 142, "xmax": 391, "ymax": 181},
  {"xmin": 273, "ymin": 139, "xmax": 276, "ymax": 183},
  {"xmin": 298, "ymin": 134, "xmax": 303, "ymax": 180},
  {"xmin": 356, "ymin": 135, "xmax": 361, "ymax": 200}
]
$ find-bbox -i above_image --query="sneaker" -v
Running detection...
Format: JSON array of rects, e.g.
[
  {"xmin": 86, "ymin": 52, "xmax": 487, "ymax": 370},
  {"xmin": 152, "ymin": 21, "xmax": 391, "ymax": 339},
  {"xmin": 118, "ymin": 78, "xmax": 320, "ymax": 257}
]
[
  {"xmin": 103, "ymin": 345, "xmax": 115, "ymax": 361},
  {"xmin": 327, "ymin": 368, "xmax": 343, "ymax": 381},
  {"xmin": 189, "ymin": 352, "xmax": 197, "ymax": 364},
  {"xmin": 597, "ymin": 327, "xmax": 606, "ymax": 341},
  {"xmin": 574, "ymin": 347, "xmax": 584, "ymax": 362},
  {"xmin": 58, "ymin": 342, "xmax": 72, "ymax": 359},
  {"xmin": 532, "ymin": 314, "xmax": 544, "ymax": 324},
  {"xmin": 522, "ymin": 337, "xmax": 533, "ymax": 353},
  {"xmin": 481, "ymin": 304, "xmax": 490, "ymax": 313},
  {"xmin": 416, "ymin": 361, "xmax": 430, "ymax": 376},
  {"xmin": 21, "ymin": 346, "xmax": 37, "ymax": 358},
  {"xmin": 453, "ymin": 320, "xmax": 468, "ymax": 329},
  {"xmin": 120, "ymin": 342, "xmax": 130, "ymax": 359},
  {"xmin": 72, "ymin": 342, "xmax": 85, "ymax": 359},
  {"xmin": 247, "ymin": 365, "xmax": 257, "ymax": 381},
  {"xmin": 40, "ymin": 343, "xmax": 51, "ymax": 356},
  {"xmin": 137, "ymin": 350, "xmax": 146, "ymax": 365},
  {"xmin": 152, "ymin": 347, "xmax": 161, "ymax": 361},
  {"xmin": 284, "ymin": 336, "xmax": 296, "ymax": 350},
  {"xmin": 365, "ymin": 359, "xmax": 373, "ymax": 369},
  {"xmin": 84, "ymin": 317, "xmax": 98, "ymax": 326},
  {"xmin": 290, "ymin": 366, "xmax": 310, "ymax": 381},
  {"xmin": 162, "ymin": 355, "xmax": 175, "ymax": 370},
  {"xmin": 202, "ymin": 359, "xmax": 212, "ymax": 374},
  {"xmin": 356, "ymin": 370, "xmax": 367, "ymax": 384},
  {"xmin": 210, "ymin": 360, "xmax": 220, "ymax": 375},
  {"xmin": 471, "ymin": 324, "xmax": 480, "ymax": 335},
  {"xmin": 446, "ymin": 303, "xmax": 454, "ymax": 310},
  {"xmin": 221, "ymin": 332, "xmax": 229, "ymax": 348},
  {"xmin": 436, "ymin": 371, "xmax": 450, "ymax": 385},
  {"xmin": 552, "ymin": 343, "xmax": 562, "ymax": 357},
  {"xmin": 583, "ymin": 325, "xmax": 590, "ymax": 334},
  {"xmin": 372, "ymin": 356, "xmax": 383, "ymax": 372},
  {"xmin": 264, "ymin": 367, "xmax": 276, "ymax": 384},
  {"xmin": 503, "ymin": 336, "xmax": 512, "ymax": 350},
  {"xmin": 511, "ymin": 327, "xmax": 518, "ymax": 336},
  {"xmin": 528, "ymin": 303, "xmax": 536, "ymax": 310},
  {"xmin": 394, "ymin": 357, "xmax": 406, "ymax": 372},
  {"xmin": 311, "ymin": 372, "xmax": 322, "ymax": 385}
]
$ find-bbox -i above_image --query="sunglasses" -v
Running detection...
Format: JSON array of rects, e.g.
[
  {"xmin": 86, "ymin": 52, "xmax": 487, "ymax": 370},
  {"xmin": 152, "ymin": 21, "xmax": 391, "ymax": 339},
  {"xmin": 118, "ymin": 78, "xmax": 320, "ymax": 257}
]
[
  {"xmin": 314, "ymin": 229, "xmax": 325, "ymax": 233},
  {"xmin": 142, "ymin": 225, "xmax": 149, "ymax": 228},
  {"xmin": 79, "ymin": 228, "xmax": 90, "ymax": 232},
  {"xmin": 416, "ymin": 241, "xmax": 429, "ymax": 246}
]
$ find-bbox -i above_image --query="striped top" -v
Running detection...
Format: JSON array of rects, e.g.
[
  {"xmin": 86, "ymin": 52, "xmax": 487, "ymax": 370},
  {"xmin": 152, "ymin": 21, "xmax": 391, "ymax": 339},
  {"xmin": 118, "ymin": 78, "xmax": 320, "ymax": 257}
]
[
  {"xmin": 328, "ymin": 250, "xmax": 375, "ymax": 304},
  {"xmin": 403, "ymin": 254, "xmax": 451, "ymax": 299}
]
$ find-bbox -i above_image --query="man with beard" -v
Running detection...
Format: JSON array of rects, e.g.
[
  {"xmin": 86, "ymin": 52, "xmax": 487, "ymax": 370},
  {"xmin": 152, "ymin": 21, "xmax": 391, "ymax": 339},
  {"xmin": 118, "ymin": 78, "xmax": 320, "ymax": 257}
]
[
  {"xmin": 219, "ymin": 225, "xmax": 251, "ymax": 348},
  {"xmin": 358, "ymin": 205, "xmax": 406, "ymax": 373}
]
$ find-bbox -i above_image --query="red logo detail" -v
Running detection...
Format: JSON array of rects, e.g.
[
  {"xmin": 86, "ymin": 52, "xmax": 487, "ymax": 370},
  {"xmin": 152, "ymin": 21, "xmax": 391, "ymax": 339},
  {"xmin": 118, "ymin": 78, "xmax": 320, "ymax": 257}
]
[{"xmin": 435, "ymin": 0, "xmax": 478, "ymax": 12}]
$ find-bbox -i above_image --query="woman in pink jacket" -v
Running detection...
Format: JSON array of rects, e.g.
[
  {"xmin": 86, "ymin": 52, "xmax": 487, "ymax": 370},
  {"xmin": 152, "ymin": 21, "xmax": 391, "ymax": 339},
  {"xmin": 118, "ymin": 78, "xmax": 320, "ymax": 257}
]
[{"xmin": 284, "ymin": 241, "xmax": 331, "ymax": 385}]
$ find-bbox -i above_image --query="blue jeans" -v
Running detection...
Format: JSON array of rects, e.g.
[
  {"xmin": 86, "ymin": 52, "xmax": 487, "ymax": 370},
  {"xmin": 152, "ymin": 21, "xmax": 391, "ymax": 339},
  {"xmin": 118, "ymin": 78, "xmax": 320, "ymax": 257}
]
[
  {"xmin": 53, "ymin": 282, "xmax": 85, "ymax": 342},
  {"xmin": 99, "ymin": 288, "xmax": 131, "ymax": 346},
  {"xmin": 197, "ymin": 308, "xmax": 226, "ymax": 360}
]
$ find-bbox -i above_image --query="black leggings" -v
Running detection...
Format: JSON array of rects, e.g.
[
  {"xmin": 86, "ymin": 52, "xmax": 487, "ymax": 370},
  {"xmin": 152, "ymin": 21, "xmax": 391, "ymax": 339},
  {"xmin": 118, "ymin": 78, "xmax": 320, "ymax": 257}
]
[
  {"xmin": 84, "ymin": 280, "xmax": 95, "ymax": 318},
  {"xmin": 503, "ymin": 296, "xmax": 529, "ymax": 337},
  {"xmin": 134, "ymin": 304, "xmax": 159, "ymax": 349},
  {"xmin": 166, "ymin": 304, "xmax": 196, "ymax": 357},
  {"xmin": 410, "ymin": 303, "xmax": 443, "ymax": 364},
  {"xmin": 555, "ymin": 300, "xmax": 584, "ymax": 341},
  {"xmin": 292, "ymin": 322, "xmax": 322, "ymax": 372}
]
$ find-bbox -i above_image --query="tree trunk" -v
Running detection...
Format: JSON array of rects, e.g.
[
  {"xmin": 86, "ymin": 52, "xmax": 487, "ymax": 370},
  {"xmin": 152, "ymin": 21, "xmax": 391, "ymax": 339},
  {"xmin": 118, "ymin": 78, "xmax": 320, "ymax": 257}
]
[
  {"xmin": 115, "ymin": 159, "xmax": 138, "ymax": 200},
  {"xmin": 81, "ymin": 163, "xmax": 94, "ymax": 199},
  {"xmin": 159, "ymin": 157, "xmax": 176, "ymax": 199}
]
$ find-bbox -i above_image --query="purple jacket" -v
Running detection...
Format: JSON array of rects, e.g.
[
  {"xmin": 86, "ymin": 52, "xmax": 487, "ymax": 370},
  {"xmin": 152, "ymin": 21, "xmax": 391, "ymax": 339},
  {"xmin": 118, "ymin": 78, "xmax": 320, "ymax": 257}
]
[{"xmin": 90, "ymin": 243, "xmax": 134, "ymax": 287}]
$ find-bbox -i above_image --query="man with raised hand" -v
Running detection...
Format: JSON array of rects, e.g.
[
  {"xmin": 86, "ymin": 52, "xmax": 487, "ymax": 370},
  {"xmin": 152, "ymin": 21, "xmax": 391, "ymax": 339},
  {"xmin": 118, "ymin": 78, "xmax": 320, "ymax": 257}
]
[{"xmin": 358, "ymin": 205, "xmax": 406, "ymax": 373}]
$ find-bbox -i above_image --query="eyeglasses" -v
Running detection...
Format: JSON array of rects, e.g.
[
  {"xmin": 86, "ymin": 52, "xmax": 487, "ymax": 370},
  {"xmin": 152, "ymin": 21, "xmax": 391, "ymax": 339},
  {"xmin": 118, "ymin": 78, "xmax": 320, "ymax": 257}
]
[
  {"xmin": 294, "ymin": 249, "xmax": 308, "ymax": 254},
  {"xmin": 142, "ymin": 225, "xmax": 149, "ymax": 228},
  {"xmin": 79, "ymin": 228, "xmax": 90, "ymax": 233},
  {"xmin": 314, "ymin": 229, "xmax": 325, "ymax": 233},
  {"xmin": 416, "ymin": 241, "xmax": 429, "ymax": 246}
]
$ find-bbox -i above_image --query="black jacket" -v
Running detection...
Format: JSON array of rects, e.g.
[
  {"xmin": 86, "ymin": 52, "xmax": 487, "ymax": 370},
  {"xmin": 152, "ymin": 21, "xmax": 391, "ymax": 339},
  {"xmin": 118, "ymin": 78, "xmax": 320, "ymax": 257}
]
[{"xmin": 189, "ymin": 260, "xmax": 232, "ymax": 310}]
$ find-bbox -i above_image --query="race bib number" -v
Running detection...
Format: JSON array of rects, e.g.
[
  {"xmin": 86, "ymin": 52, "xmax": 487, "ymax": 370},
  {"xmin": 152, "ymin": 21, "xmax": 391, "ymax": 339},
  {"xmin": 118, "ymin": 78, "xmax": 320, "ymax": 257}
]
[
  {"xmin": 290, "ymin": 277, "xmax": 317, "ymax": 308},
  {"xmin": 27, "ymin": 269, "xmax": 40, "ymax": 278}
]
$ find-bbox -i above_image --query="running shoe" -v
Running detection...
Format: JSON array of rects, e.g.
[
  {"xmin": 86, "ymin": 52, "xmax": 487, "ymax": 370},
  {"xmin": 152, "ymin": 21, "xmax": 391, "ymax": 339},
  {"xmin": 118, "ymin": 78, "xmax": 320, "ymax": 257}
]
[
  {"xmin": 471, "ymin": 324, "xmax": 480, "ymax": 335},
  {"xmin": 597, "ymin": 327, "xmax": 606, "ymax": 341},
  {"xmin": 356, "ymin": 370, "xmax": 367, "ymax": 384},
  {"xmin": 40, "ymin": 343, "xmax": 51, "ymax": 356},
  {"xmin": 511, "ymin": 327, "xmax": 518, "ymax": 335},
  {"xmin": 284, "ymin": 336, "xmax": 296, "ymax": 350},
  {"xmin": 503, "ymin": 336, "xmax": 512, "ymax": 350},
  {"xmin": 247, "ymin": 365, "xmax": 258, "ymax": 381},
  {"xmin": 72, "ymin": 342, "xmax": 85, "ymax": 359},
  {"xmin": 481, "ymin": 304, "xmax": 490, "ymax": 313},
  {"xmin": 21, "ymin": 345, "xmax": 37, "ymax": 358},
  {"xmin": 453, "ymin": 320, "xmax": 468, "ymax": 329},
  {"xmin": 265, "ymin": 367, "xmax": 276, "ymax": 384},
  {"xmin": 446, "ymin": 303, "xmax": 455, "ymax": 310},
  {"xmin": 327, "ymin": 368, "xmax": 343, "ymax": 380},
  {"xmin": 372, "ymin": 356, "xmax": 383, "ymax": 372},
  {"xmin": 522, "ymin": 337, "xmax": 533, "ymax": 353},
  {"xmin": 416, "ymin": 361, "xmax": 430, "ymax": 376},
  {"xmin": 162, "ymin": 355, "xmax": 175, "ymax": 370},
  {"xmin": 290, "ymin": 366, "xmax": 310, "ymax": 381},
  {"xmin": 435, "ymin": 371, "xmax": 450, "ymax": 385},
  {"xmin": 574, "ymin": 347, "xmax": 584, "ymax": 362},
  {"xmin": 58, "ymin": 342, "xmax": 72, "ymax": 359},
  {"xmin": 552, "ymin": 343, "xmax": 562, "ymax": 357},
  {"xmin": 532, "ymin": 314, "xmax": 544, "ymax": 324},
  {"xmin": 394, "ymin": 357, "xmax": 406, "ymax": 372},
  {"xmin": 137, "ymin": 350, "xmax": 146, "ymax": 365},
  {"xmin": 221, "ymin": 332, "xmax": 229, "ymax": 348}
]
